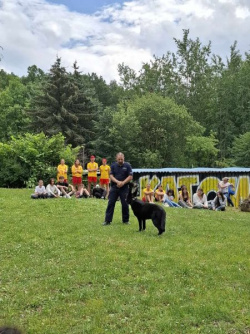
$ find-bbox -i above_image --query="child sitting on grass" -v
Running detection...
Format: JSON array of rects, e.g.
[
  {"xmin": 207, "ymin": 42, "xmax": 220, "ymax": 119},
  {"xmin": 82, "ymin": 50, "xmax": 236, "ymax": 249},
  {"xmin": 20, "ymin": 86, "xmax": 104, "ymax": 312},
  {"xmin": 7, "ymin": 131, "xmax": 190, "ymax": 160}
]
[
  {"xmin": 155, "ymin": 184, "xmax": 165, "ymax": 202},
  {"xmin": 56, "ymin": 176, "xmax": 74, "ymax": 198},
  {"xmin": 163, "ymin": 189, "xmax": 182, "ymax": 207},
  {"xmin": 31, "ymin": 180, "xmax": 48, "ymax": 199},
  {"xmin": 46, "ymin": 178, "xmax": 60, "ymax": 198},
  {"xmin": 209, "ymin": 191, "xmax": 227, "ymax": 211},
  {"xmin": 142, "ymin": 183, "xmax": 154, "ymax": 203},
  {"xmin": 75, "ymin": 184, "xmax": 90, "ymax": 199}
]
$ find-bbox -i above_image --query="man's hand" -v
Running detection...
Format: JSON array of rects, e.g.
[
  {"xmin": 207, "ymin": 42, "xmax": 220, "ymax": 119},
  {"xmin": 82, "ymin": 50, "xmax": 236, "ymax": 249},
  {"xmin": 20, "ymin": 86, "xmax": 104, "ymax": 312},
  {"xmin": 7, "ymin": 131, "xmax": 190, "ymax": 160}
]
[{"xmin": 117, "ymin": 181, "xmax": 124, "ymax": 188}]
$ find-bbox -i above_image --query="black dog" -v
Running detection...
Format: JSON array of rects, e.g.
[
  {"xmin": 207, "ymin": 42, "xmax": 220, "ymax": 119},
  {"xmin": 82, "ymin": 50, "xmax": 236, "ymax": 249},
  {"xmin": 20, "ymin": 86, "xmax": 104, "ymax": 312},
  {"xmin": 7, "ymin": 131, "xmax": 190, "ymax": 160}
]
[{"xmin": 127, "ymin": 182, "xmax": 166, "ymax": 235}]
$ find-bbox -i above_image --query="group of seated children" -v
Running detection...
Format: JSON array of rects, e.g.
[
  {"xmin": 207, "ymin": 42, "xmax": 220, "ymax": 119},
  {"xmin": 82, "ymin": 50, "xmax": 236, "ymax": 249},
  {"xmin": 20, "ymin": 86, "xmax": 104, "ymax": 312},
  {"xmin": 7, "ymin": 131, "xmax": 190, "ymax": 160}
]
[
  {"xmin": 31, "ymin": 177, "xmax": 90, "ymax": 199},
  {"xmin": 142, "ymin": 182, "xmax": 230, "ymax": 211}
]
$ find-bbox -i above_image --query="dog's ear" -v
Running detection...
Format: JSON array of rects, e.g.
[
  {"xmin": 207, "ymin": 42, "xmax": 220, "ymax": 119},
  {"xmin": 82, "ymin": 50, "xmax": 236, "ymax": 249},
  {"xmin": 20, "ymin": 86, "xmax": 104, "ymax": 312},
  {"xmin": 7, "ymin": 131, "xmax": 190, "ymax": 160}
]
[
  {"xmin": 131, "ymin": 182, "xmax": 139, "ymax": 196},
  {"xmin": 135, "ymin": 184, "xmax": 140, "ymax": 196}
]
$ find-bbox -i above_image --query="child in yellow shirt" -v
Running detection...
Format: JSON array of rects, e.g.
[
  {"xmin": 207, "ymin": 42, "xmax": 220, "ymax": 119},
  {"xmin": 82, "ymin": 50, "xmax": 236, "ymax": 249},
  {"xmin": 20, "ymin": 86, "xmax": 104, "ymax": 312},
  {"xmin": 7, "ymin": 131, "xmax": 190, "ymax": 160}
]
[
  {"xmin": 87, "ymin": 155, "xmax": 98, "ymax": 194},
  {"xmin": 57, "ymin": 159, "xmax": 68, "ymax": 181},
  {"xmin": 99, "ymin": 158, "xmax": 110, "ymax": 198},
  {"xmin": 142, "ymin": 183, "xmax": 154, "ymax": 203},
  {"xmin": 71, "ymin": 159, "xmax": 83, "ymax": 188}
]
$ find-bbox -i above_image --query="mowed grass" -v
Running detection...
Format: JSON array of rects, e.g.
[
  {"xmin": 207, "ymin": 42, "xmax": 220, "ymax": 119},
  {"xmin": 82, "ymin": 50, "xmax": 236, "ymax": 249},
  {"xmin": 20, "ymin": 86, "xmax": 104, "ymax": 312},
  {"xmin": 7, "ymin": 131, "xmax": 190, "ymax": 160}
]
[{"xmin": 0, "ymin": 188, "xmax": 250, "ymax": 334}]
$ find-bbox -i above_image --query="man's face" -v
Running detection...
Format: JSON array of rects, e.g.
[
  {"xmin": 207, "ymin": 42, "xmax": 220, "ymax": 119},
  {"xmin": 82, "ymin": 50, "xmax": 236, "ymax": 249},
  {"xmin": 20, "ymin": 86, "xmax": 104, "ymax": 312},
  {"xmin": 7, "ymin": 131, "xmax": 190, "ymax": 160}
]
[
  {"xmin": 116, "ymin": 154, "xmax": 124, "ymax": 165},
  {"xmin": 38, "ymin": 180, "xmax": 43, "ymax": 187}
]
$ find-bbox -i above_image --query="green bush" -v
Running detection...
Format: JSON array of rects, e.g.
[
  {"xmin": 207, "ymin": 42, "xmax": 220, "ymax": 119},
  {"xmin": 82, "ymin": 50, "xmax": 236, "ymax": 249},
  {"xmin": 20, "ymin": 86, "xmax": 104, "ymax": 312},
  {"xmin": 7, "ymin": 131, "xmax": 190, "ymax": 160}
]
[{"xmin": 0, "ymin": 132, "xmax": 80, "ymax": 188}]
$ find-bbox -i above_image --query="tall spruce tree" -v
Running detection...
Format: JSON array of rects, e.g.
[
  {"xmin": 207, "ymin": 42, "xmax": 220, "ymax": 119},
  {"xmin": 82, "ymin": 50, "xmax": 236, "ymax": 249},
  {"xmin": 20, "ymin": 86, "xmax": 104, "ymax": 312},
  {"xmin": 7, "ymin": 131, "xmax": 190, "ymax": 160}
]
[{"xmin": 28, "ymin": 58, "xmax": 99, "ymax": 147}]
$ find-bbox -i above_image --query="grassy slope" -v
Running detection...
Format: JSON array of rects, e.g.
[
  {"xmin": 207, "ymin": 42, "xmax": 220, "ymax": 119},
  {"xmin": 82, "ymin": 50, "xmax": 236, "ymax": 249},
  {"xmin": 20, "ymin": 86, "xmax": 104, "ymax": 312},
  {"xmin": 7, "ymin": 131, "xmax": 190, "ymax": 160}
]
[{"xmin": 0, "ymin": 188, "xmax": 249, "ymax": 334}]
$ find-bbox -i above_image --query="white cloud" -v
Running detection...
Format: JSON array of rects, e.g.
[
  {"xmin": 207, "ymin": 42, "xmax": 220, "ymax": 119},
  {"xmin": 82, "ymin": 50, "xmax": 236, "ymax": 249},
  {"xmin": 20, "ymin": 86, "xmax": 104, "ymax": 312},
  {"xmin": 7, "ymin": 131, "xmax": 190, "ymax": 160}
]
[
  {"xmin": 235, "ymin": 6, "xmax": 250, "ymax": 18},
  {"xmin": 0, "ymin": 0, "xmax": 250, "ymax": 81}
]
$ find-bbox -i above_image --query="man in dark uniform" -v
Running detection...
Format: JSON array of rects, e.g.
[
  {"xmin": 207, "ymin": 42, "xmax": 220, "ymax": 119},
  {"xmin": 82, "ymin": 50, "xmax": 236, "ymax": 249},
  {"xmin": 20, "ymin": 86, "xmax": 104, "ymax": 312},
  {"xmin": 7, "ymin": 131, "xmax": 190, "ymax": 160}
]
[{"xmin": 103, "ymin": 152, "xmax": 133, "ymax": 225}]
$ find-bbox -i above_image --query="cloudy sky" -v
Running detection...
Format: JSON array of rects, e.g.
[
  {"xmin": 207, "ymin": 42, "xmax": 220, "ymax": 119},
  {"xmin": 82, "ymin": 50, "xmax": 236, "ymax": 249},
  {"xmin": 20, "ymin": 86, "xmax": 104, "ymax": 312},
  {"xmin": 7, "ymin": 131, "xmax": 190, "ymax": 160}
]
[{"xmin": 0, "ymin": 0, "xmax": 249, "ymax": 81}]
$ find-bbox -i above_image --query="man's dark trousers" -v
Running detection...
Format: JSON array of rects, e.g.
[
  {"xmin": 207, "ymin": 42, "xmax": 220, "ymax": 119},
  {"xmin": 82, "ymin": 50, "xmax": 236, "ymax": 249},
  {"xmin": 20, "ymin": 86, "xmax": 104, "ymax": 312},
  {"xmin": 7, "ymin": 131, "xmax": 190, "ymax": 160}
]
[{"xmin": 105, "ymin": 185, "xmax": 129, "ymax": 223}]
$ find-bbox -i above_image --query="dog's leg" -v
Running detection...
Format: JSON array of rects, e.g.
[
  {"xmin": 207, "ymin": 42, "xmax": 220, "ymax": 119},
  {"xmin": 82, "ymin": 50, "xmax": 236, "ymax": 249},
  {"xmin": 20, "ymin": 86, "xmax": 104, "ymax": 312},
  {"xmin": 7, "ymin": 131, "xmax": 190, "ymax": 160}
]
[
  {"xmin": 152, "ymin": 217, "xmax": 165, "ymax": 235},
  {"xmin": 143, "ymin": 220, "xmax": 146, "ymax": 231},
  {"xmin": 137, "ymin": 218, "xmax": 142, "ymax": 231},
  {"xmin": 161, "ymin": 212, "xmax": 166, "ymax": 233},
  {"xmin": 151, "ymin": 210, "xmax": 166, "ymax": 235}
]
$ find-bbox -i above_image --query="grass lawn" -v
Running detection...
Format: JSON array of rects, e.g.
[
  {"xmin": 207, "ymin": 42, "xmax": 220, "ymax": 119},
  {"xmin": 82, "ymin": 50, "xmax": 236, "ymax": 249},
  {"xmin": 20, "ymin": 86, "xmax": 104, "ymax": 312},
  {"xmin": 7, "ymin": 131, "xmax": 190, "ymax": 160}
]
[{"xmin": 0, "ymin": 188, "xmax": 250, "ymax": 334}]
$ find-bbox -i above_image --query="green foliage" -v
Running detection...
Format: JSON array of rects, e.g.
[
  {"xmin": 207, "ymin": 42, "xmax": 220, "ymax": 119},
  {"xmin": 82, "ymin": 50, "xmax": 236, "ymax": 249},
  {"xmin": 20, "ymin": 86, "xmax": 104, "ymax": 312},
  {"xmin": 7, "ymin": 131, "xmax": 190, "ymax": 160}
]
[
  {"xmin": 28, "ymin": 58, "xmax": 100, "ymax": 148},
  {"xmin": 118, "ymin": 30, "xmax": 217, "ymax": 131},
  {"xmin": 1, "ymin": 190, "xmax": 250, "ymax": 333},
  {"xmin": 118, "ymin": 63, "xmax": 138, "ymax": 90},
  {"xmin": 100, "ymin": 93, "xmax": 203, "ymax": 167},
  {"xmin": 210, "ymin": 42, "xmax": 249, "ymax": 159},
  {"xmin": 0, "ymin": 69, "xmax": 17, "ymax": 91},
  {"xmin": 185, "ymin": 134, "xmax": 219, "ymax": 167},
  {"xmin": 91, "ymin": 106, "xmax": 118, "ymax": 162},
  {"xmin": 0, "ymin": 132, "xmax": 79, "ymax": 188},
  {"xmin": 2, "ymin": 31, "xmax": 250, "ymax": 167},
  {"xmin": 0, "ymin": 76, "xmax": 30, "ymax": 141},
  {"xmin": 231, "ymin": 132, "xmax": 250, "ymax": 167},
  {"xmin": 116, "ymin": 31, "xmax": 250, "ymax": 165},
  {"xmin": 83, "ymin": 72, "xmax": 123, "ymax": 108},
  {"xmin": 21, "ymin": 64, "xmax": 45, "ymax": 84}
]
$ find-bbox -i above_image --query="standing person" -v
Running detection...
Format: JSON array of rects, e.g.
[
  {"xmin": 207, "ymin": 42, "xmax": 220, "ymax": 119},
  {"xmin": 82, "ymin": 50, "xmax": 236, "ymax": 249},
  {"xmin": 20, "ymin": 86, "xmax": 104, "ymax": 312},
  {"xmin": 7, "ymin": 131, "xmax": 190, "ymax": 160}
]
[
  {"xmin": 103, "ymin": 152, "xmax": 133, "ymax": 225},
  {"xmin": 71, "ymin": 159, "xmax": 83, "ymax": 189},
  {"xmin": 46, "ymin": 178, "xmax": 60, "ymax": 198},
  {"xmin": 218, "ymin": 177, "xmax": 234, "ymax": 205},
  {"xmin": 155, "ymin": 184, "xmax": 165, "ymax": 202},
  {"xmin": 193, "ymin": 188, "xmax": 208, "ymax": 209},
  {"xmin": 178, "ymin": 185, "xmax": 193, "ymax": 208},
  {"xmin": 99, "ymin": 158, "xmax": 110, "ymax": 198},
  {"xmin": 31, "ymin": 180, "xmax": 48, "ymax": 199},
  {"xmin": 87, "ymin": 155, "xmax": 98, "ymax": 195},
  {"xmin": 227, "ymin": 184, "xmax": 235, "ymax": 207},
  {"xmin": 142, "ymin": 183, "xmax": 154, "ymax": 203},
  {"xmin": 57, "ymin": 159, "xmax": 68, "ymax": 182}
]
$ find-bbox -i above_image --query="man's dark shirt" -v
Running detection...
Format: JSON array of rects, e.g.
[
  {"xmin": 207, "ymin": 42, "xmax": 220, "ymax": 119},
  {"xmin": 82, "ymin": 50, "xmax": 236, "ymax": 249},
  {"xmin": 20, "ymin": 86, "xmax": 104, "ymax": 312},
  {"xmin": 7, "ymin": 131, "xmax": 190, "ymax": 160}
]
[{"xmin": 110, "ymin": 162, "xmax": 133, "ymax": 187}]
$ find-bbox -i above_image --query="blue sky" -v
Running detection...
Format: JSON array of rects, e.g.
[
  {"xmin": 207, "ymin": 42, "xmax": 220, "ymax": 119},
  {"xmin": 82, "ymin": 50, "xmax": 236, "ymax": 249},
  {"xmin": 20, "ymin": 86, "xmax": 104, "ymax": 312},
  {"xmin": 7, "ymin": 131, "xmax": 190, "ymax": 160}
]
[
  {"xmin": 47, "ymin": 0, "xmax": 129, "ymax": 14},
  {"xmin": 1, "ymin": 0, "xmax": 250, "ymax": 81}
]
